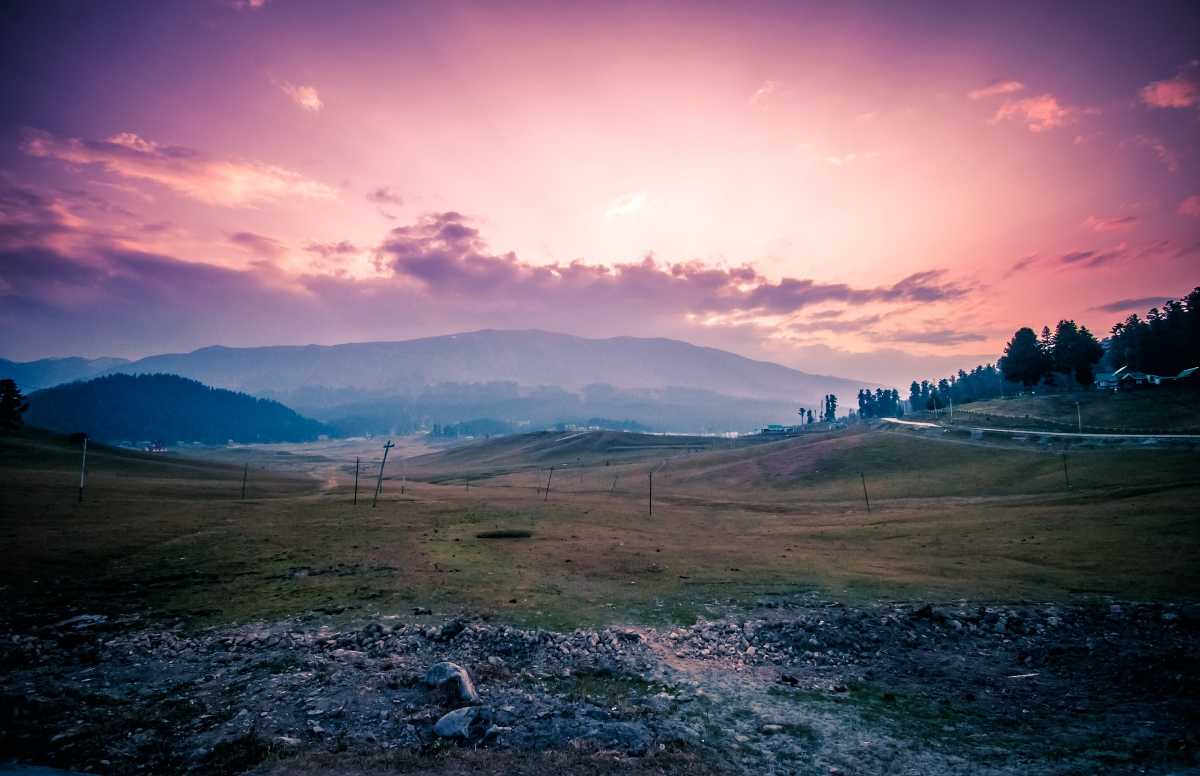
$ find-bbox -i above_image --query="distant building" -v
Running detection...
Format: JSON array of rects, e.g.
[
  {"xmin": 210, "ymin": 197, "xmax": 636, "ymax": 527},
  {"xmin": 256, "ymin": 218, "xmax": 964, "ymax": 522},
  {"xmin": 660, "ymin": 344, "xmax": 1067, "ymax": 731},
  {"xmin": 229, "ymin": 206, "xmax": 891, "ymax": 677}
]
[
  {"xmin": 1118, "ymin": 371, "xmax": 1151, "ymax": 389},
  {"xmin": 760, "ymin": 424, "xmax": 804, "ymax": 435},
  {"xmin": 1094, "ymin": 366, "xmax": 1126, "ymax": 391}
]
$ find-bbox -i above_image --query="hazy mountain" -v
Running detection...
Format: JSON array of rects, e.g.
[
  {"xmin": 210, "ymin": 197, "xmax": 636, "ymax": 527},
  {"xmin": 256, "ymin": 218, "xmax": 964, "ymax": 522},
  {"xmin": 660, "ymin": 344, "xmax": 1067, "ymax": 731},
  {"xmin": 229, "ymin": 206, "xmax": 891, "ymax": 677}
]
[
  {"xmin": 107, "ymin": 330, "xmax": 865, "ymax": 405},
  {"xmin": 89, "ymin": 330, "xmax": 869, "ymax": 433},
  {"xmin": 0, "ymin": 356, "xmax": 130, "ymax": 391},
  {"xmin": 27, "ymin": 373, "xmax": 329, "ymax": 444}
]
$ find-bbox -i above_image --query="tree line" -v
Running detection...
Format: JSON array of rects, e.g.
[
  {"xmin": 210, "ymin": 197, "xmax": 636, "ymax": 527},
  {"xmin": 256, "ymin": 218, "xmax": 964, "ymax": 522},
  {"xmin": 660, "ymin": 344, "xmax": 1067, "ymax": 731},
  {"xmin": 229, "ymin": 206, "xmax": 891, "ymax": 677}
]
[
  {"xmin": 1108, "ymin": 287, "xmax": 1200, "ymax": 377},
  {"xmin": 885, "ymin": 287, "xmax": 1199, "ymax": 418},
  {"xmin": 999, "ymin": 319, "xmax": 1105, "ymax": 389},
  {"xmin": 857, "ymin": 388, "xmax": 903, "ymax": 418}
]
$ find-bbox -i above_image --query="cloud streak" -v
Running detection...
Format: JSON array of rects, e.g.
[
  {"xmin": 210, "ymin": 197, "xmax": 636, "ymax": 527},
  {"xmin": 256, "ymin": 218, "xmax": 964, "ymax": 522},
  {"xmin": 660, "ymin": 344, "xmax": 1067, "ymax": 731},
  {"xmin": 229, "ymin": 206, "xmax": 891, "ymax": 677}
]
[
  {"xmin": 604, "ymin": 192, "xmax": 647, "ymax": 220},
  {"xmin": 22, "ymin": 130, "xmax": 336, "ymax": 207},
  {"xmin": 1083, "ymin": 215, "xmax": 1137, "ymax": 232},
  {"xmin": 228, "ymin": 231, "xmax": 285, "ymax": 258},
  {"xmin": 968, "ymin": 80, "xmax": 1024, "ymax": 100},
  {"xmin": 1089, "ymin": 296, "xmax": 1170, "ymax": 314}
]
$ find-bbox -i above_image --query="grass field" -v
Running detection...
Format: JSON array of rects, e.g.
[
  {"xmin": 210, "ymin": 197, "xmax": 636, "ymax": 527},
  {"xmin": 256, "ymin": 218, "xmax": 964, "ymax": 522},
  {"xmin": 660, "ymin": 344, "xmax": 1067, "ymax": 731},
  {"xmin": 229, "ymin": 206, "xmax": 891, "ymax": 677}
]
[
  {"xmin": 946, "ymin": 388, "xmax": 1200, "ymax": 433},
  {"xmin": 3, "ymin": 425, "xmax": 1198, "ymax": 632}
]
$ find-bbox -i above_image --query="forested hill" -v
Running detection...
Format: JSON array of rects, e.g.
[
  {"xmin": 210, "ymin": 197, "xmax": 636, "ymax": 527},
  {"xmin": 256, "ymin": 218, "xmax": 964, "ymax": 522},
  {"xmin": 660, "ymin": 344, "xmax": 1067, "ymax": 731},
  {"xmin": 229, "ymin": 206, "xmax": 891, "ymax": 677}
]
[{"xmin": 26, "ymin": 373, "xmax": 330, "ymax": 444}]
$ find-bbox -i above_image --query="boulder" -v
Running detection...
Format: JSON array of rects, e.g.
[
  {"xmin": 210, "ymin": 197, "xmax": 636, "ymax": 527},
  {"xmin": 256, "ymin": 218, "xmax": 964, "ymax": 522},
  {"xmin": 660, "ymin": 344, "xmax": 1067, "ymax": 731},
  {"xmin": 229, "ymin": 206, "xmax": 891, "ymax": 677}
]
[
  {"xmin": 433, "ymin": 705, "xmax": 494, "ymax": 740},
  {"xmin": 424, "ymin": 661, "xmax": 480, "ymax": 706},
  {"xmin": 435, "ymin": 619, "xmax": 466, "ymax": 641}
]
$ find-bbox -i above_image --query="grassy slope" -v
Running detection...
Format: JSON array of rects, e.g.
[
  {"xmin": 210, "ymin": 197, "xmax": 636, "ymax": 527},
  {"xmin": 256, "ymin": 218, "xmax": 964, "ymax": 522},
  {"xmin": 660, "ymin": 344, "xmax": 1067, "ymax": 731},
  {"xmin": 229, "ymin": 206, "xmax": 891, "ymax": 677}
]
[
  {"xmin": 2, "ymin": 427, "xmax": 1198, "ymax": 632},
  {"xmin": 950, "ymin": 388, "xmax": 1200, "ymax": 433}
]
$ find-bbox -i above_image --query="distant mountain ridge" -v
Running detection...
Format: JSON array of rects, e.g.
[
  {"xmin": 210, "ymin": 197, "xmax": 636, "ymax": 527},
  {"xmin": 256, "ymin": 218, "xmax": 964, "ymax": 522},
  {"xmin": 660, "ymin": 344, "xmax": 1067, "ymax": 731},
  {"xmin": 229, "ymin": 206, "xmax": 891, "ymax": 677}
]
[
  {"xmin": 102, "ymin": 329, "xmax": 866, "ymax": 405},
  {"xmin": 26, "ymin": 373, "xmax": 329, "ymax": 444},
  {"xmin": 0, "ymin": 356, "xmax": 130, "ymax": 391},
  {"xmin": 8, "ymin": 331, "xmax": 873, "ymax": 433}
]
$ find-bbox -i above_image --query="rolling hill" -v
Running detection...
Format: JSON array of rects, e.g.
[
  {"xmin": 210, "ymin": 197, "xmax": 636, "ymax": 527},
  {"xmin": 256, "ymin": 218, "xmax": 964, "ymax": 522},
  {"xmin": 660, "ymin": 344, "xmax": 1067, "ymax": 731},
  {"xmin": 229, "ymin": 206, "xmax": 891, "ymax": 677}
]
[{"xmin": 26, "ymin": 373, "xmax": 330, "ymax": 444}]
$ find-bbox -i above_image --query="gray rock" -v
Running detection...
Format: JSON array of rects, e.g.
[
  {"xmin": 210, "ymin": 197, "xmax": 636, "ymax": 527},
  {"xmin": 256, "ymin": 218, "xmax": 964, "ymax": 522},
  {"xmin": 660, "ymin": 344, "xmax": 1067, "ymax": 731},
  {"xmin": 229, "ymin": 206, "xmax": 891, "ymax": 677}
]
[
  {"xmin": 424, "ymin": 661, "xmax": 480, "ymax": 706},
  {"xmin": 433, "ymin": 705, "xmax": 494, "ymax": 740},
  {"xmin": 435, "ymin": 619, "xmax": 466, "ymax": 641}
]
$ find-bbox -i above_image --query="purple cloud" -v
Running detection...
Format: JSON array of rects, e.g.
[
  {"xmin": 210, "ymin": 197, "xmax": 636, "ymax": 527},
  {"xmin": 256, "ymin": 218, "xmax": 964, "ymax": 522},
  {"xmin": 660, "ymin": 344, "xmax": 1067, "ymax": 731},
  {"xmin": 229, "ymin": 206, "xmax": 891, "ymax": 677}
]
[
  {"xmin": 0, "ymin": 193, "xmax": 976, "ymax": 360},
  {"xmin": 228, "ymin": 231, "xmax": 285, "ymax": 258},
  {"xmin": 1089, "ymin": 296, "xmax": 1170, "ymax": 314}
]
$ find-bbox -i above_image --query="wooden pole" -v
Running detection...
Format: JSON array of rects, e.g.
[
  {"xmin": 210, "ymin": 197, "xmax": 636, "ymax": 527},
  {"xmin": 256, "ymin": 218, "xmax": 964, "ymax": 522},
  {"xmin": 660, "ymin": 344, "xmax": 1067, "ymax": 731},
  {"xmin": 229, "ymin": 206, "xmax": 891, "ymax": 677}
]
[
  {"xmin": 353, "ymin": 457, "xmax": 359, "ymax": 505},
  {"xmin": 648, "ymin": 471, "xmax": 653, "ymax": 515},
  {"xmin": 373, "ymin": 440, "xmax": 394, "ymax": 508},
  {"xmin": 860, "ymin": 471, "xmax": 871, "ymax": 514},
  {"xmin": 78, "ymin": 436, "xmax": 88, "ymax": 504},
  {"xmin": 543, "ymin": 467, "xmax": 554, "ymax": 502},
  {"xmin": 1061, "ymin": 453, "xmax": 1070, "ymax": 489},
  {"xmin": 241, "ymin": 463, "xmax": 248, "ymax": 500}
]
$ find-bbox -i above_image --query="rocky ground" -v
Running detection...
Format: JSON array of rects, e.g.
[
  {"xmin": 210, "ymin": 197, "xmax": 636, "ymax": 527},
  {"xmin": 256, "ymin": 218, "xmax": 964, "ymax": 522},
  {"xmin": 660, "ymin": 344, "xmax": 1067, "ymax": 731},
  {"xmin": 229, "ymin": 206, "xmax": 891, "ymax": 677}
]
[{"xmin": 2, "ymin": 596, "xmax": 1198, "ymax": 775}]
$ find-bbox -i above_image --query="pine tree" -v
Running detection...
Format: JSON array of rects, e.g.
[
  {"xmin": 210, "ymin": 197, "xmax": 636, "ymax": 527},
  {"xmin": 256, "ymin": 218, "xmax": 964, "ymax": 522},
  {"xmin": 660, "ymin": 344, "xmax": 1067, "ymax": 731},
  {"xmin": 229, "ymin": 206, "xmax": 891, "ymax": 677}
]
[{"xmin": 0, "ymin": 379, "xmax": 30, "ymax": 434}]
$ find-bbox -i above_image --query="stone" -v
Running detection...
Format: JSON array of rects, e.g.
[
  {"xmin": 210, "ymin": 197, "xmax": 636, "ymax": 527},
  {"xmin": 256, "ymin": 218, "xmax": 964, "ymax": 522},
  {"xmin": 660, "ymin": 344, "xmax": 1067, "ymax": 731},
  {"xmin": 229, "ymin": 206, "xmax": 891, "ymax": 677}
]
[
  {"xmin": 433, "ymin": 706, "xmax": 495, "ymax": 740},
  {"xmin": 424, "ymin": 661, "xmax": 480, "ymax": 706},
  {"xmin": 911, "ymin": 604, "xmax": 934, "ymax": 620},
  {"xmin": 435, "ymin": 619, "xmax": 466, "ymax": 641}
]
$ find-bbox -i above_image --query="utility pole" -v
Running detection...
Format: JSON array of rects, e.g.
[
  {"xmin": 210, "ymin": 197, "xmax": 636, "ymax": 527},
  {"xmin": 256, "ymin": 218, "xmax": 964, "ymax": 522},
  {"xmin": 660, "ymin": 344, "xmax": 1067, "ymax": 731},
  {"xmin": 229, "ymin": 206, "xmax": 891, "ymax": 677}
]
[
  {"xmin": 78, "ymin": 435, "xmax": 88, "ymax": 504},
  {"xmin": 1061, "ymin": 452, "xmax": 1071, "ymax": 489},
  {"xmin": 860, "ymin": 471, "xmax": 871, "ymax": 514},
  {"xmin": 353, "ymin": 457, "xmax": 359, "ymax": 505},
  {"xmin": 543, "ymin": 467, "xmax": 554, "ymax": 502},
  {"xmin": 948, "ymin": 395, "xmax": 954, "ymax": 425},
  {"xmin": 372, "ymin": 440, "xmax": 394, "ymax": 508},
  {"xmin": 241, "ymin": 463, "xmax": 248, "ymax": 500}
]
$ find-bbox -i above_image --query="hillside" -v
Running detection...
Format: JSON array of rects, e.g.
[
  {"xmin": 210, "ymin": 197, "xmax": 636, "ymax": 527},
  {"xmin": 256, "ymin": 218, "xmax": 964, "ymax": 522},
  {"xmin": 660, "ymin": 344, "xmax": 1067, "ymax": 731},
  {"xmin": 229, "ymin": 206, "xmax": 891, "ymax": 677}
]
[
  {"xmin": 26, "ymin": 373, "xmax": 330, "ymax": 444},
  {"xmin": 947, "ymin": 389, "xmax": 1200, "ymax": 433},
  {"xmin": 0, "ymin": 356, "xmax": 130, "ymax": 391}
]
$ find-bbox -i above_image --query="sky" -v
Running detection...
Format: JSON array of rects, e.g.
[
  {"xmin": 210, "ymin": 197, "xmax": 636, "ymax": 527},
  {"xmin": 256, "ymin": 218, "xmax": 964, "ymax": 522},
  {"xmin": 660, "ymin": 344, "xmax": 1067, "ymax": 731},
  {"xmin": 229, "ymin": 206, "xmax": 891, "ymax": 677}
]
[{"xmin": 0, "ymin": 0, "xmax": 1197, "ymax": 385}]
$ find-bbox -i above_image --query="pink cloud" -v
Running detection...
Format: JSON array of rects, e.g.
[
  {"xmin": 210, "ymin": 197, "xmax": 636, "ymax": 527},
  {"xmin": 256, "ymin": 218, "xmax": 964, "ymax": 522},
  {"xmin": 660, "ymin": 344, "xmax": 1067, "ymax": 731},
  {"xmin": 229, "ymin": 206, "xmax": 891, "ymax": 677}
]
[
  {"xmin": 21, "ymin": 130, "xmax": 336, "ymax": 207},
  {"xmin": 991, "ymin": 94, "xmax": 1074, "ymax": 132},
  {"xmin": 280, "ymin": 82, "xmax": 323, "ymax": 112},
  {"xmin": 967, "ymin": 80, "xmax": 1024, "ymax": 100},
  {"xmin": 1140, "ymin": 61, "xmax": 1200, "ymax": 109},
  {"xmin": 1179, "ymin": 195, "xmax": 1200, "ymax": 218}
]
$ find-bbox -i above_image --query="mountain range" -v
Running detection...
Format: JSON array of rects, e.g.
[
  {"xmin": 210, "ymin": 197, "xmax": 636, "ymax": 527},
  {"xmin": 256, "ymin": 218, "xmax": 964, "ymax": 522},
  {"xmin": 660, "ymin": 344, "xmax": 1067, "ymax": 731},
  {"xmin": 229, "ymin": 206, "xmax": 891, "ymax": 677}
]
[
  {"xmin": 0, "ymin": 356, "xmax": 130, "ymax": 392},
  {"xmin": 3, "ymin": 330, "xmax": 871, "ymax": 433}
]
